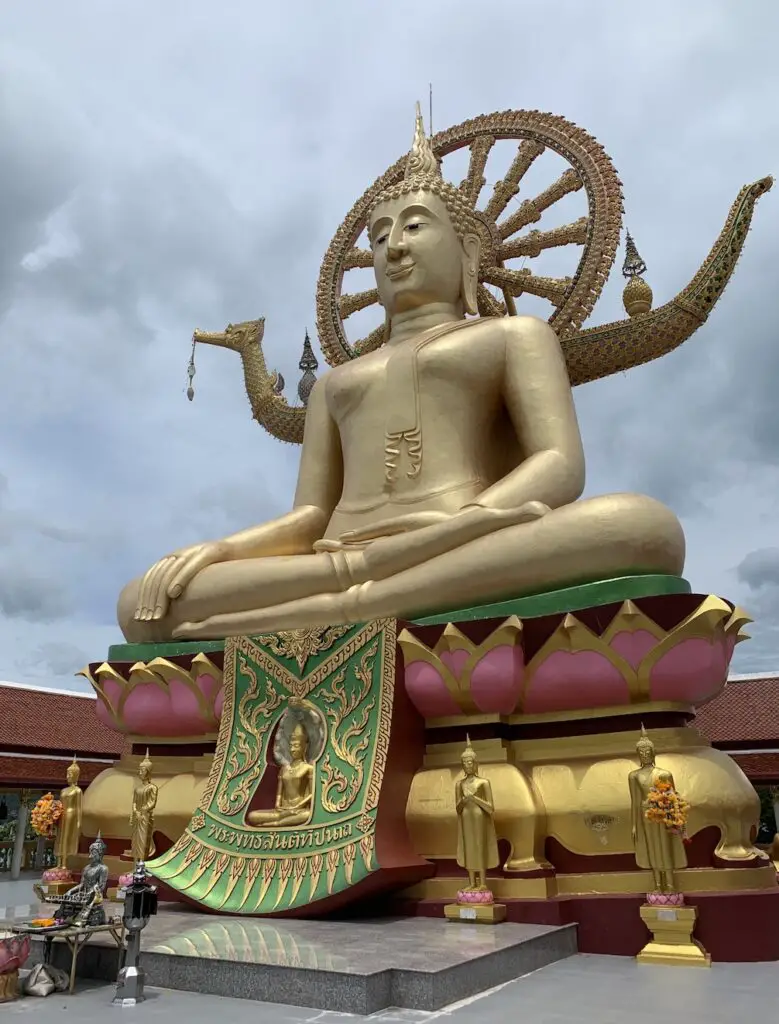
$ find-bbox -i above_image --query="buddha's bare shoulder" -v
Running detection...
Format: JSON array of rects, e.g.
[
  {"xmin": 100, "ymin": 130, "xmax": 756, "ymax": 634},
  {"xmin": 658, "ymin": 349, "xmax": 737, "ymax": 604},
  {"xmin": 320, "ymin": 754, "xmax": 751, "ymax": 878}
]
[{"xmin": 497, "ymin": 313, "xmax": 561, "ymax": 350}]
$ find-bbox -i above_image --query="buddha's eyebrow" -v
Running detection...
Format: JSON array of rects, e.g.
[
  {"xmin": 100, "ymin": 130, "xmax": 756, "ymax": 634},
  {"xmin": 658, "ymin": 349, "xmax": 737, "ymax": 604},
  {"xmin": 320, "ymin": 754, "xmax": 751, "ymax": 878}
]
[
  {"xmin": 400, "ymin": 203, "xmax": 438, "ymax": 221},
  {"xmin": 369, "ymin": 216, "xmax": 392, "ymax": 241}
]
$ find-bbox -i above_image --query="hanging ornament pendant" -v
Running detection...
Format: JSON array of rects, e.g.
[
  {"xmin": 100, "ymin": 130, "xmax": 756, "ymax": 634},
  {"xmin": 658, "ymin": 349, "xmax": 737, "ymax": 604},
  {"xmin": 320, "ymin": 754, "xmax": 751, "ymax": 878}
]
[{"xmin": 186, "ymin": 337, "xmax": 197, "ymax": 401}]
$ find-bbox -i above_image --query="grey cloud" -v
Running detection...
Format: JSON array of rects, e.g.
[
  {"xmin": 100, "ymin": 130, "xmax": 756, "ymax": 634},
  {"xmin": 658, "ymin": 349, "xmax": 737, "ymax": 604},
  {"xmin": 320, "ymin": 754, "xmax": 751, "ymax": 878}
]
[
  {"xmin": 737, "ymin": 548, "xmax": 779, "ymax": 591},
  {"xmin": 0, "ymin": 566, "xmax": 70, "ymax": 622},
  {"xmin": 19, "ymin": 640, "xmax": 89, "ymax": 678}
]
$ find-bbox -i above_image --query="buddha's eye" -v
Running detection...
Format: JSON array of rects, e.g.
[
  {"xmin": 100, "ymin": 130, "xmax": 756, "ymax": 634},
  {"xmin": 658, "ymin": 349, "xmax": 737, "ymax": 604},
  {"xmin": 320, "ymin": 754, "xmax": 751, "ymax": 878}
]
[
  {"xmin": 406, "ymin": 222, "xmax": 422, "ymax": 232},
  {"xmin": 374, "ymin": 234, "xmax": 387, "ymax": 247}
]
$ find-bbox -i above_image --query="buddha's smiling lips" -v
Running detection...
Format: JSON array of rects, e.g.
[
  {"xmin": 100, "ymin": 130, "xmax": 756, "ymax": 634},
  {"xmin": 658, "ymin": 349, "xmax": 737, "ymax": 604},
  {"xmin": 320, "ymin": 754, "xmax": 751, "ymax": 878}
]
[{"xmin": 386, "ymin": 263, "xmax": 415, "ymax": 281}]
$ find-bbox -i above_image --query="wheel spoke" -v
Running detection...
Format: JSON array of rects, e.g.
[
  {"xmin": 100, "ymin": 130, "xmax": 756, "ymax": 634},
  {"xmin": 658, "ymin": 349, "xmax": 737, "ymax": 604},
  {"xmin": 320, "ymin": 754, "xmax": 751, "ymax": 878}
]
[
  {"xmin": 339, "ymin": 288, "xmax": 379, "ymax": 319},
  {"xmin": 459, "ymin": 136, "xmax": 494, "ymax": 206},
  {"xmin": 476, "ymin": 284, "xmax": 507, "ymax": 318},
  {"xmin": 498, "ymin": 168, "xmax": 583, "ymax": 240},
  {"xmin": 483, "ymin": 267, "xmax": 572, "ymax": 304},
  {"xmin": 499, "ymin": 217, "xmax": 589, "ymax": 260},
  {"xmin": 483, "ymin": 140, "xmax": 545, "ymax": 222},
  {"xmin": 344, "ymin": 247, "xmax": 374, "ymax": 270}
]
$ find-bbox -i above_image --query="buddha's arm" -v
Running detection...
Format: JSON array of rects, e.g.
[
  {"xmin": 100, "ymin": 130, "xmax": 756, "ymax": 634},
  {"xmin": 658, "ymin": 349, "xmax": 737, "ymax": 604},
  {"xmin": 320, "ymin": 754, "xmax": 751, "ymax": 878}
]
[
  {"xmin": 455, "ymin": 780, "xmax": 465, "ymax": 814},
  {"xmin": 628, "ymin": 773, "xmax": 642, "ymax": 835},
  {"xmin": 76, "ymin": 789, "xmax": 82, "ymax": 832},
  {"xmin": 466, "ymin": 318, "xmax": 585, "ymax": 513},
  {"xmin": 470, "ymin": 780, "xmax": 495, "ymax": 815},
  {"xmin": 221, "ymin": 379, "xmax": 343, "ymax": 560},
  {"xmin": 273, "ymin": 776, "xmax": 284, "ymax": 811}
]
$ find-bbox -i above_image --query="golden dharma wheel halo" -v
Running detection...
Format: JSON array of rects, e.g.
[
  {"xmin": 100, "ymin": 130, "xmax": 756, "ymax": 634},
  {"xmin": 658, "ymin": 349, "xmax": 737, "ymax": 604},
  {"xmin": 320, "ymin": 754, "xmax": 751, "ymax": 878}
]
[{"xmin": 315, "ymin": 109, "xmax": 624, "ymax": 368}]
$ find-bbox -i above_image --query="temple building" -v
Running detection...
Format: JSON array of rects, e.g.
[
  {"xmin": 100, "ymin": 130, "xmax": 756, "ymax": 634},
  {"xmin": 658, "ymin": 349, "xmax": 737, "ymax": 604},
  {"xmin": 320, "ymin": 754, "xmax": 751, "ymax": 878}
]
[{"xmin": 0, "ymin": 680, "xmax": 126, "ymax": 878}]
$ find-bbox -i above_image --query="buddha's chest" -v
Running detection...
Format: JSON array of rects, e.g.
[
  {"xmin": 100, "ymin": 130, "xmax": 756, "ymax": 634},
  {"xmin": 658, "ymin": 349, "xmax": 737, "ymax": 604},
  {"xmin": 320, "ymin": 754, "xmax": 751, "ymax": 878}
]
[{"xmin": 325, "ymin": 332, "xmax": 501, "ymax": 425}]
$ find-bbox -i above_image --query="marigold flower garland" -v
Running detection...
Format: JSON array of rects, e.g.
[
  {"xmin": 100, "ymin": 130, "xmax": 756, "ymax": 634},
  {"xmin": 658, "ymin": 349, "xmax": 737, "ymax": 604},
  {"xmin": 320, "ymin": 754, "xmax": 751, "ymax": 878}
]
[
  {"xmin": 30, "ymin": 793, "xmax": 63, "ymax": 838},
  {"xmin": 644, "ymin": 779, "xmax": 691, "ymax": 842}
]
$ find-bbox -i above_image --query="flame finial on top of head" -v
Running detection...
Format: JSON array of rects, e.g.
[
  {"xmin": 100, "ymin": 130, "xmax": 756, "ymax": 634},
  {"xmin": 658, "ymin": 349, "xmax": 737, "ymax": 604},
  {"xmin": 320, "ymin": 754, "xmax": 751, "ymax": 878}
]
[{"xmin": 404, "ymin": 102, "xmax": 441, "ymax": 182}]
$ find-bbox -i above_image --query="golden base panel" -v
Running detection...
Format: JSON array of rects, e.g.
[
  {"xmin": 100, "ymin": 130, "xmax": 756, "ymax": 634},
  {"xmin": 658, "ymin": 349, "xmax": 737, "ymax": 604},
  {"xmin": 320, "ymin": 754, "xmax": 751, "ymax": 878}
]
[
  {"xmin": 444, "ymin": 901, "xmax": 507, "ymax": 925},
  {"xmin": 0, "ymin": 970, "xmax": 19, "ymax": 1003},
  {"xmin": 637, "ymin": 904, "xmax": 711, "ymax": 968}
]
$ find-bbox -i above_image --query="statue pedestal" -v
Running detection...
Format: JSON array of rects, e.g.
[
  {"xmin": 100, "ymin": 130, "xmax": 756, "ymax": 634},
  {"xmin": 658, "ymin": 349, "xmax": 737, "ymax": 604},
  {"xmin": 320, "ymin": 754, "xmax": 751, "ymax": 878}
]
[
  {"xmin": 637, "ymin": 903, "xmax": 711, "ymax": 967},
  {"xmin": 444, "ymin": 901, "xmax": 506, "ymax": 925}
]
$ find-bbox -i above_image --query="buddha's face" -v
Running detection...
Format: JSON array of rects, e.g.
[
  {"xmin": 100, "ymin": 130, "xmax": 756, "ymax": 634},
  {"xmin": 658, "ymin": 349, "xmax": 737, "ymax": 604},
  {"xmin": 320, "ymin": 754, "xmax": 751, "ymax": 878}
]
[
  {"xmin": 370, "ymin": 190, "xmax": 475, "ymax": 315},
  {"xmin": 461, "ymin": 753, "xmax": 476, "ymax": 777},
  {"xmin": 289, "ymin": 732, "xmax": 307, "ymax": 761},
  {"xmin": 139, "ymin": 766, "xmax": 150, "ymax": 783},
  {"xmin": 66, "ymin": 767, "xmax": 79, "ymax": 786},
  {"xmin": 637, "ymin": 742, "xmax": 654, "ymax": 767}
]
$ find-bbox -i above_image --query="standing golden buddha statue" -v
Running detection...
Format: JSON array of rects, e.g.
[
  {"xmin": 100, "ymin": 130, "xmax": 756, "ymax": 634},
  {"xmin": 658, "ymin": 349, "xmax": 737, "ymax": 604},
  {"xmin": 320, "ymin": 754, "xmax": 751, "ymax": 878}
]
[
  {"xmin": 444, "ymin": 737, "xmax": 505, "ymax": 924},
  {"xmin": 628, "ymin": 728, "xmax": 687, "ymax": 893},
  {"xmin": 54, "ymin": 757, "xmax": 82, "ymax": 872},
  {"xmin": 116, "ymin": 106, "xmax": 686, "ymax": 643},
  {"xmin": 128, "ymin": 750, "xmax": 158, "ymax": 863},
  {"xmin": 455, "ymin": 737, "xmax": 499, "ymax": 891}
]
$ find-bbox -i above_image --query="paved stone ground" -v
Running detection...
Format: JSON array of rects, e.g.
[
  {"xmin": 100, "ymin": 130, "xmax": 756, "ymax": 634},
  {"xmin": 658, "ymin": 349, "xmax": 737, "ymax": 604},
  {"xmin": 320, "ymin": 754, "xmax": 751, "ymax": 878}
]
[
  {"xmin": 3, "ymin": 876, "xmax": 777, "ymax": 1020},
  {"xmin": 6, "ymin": 955, "xmax": 779, "ymax": 1022}
]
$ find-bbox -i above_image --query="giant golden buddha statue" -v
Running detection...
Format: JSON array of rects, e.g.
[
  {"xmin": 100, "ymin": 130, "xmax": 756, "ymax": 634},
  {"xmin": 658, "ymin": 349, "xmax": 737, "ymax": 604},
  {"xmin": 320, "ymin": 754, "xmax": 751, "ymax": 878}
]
[{"xmin": 119, "ymin": 105, "xmax": 741, "ymax": 643}]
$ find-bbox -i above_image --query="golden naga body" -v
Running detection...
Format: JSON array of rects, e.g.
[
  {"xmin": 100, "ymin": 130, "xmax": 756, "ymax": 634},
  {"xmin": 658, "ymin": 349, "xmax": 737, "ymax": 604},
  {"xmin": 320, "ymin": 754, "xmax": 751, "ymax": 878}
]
[
  {"xmin": 54, "ymin": 757, "xmax": 82, "ymax": 871},
  {"xmin": 247, "ymin": 721, "xmax": 315, "ymax": 827},
  {"xmin": 117, "ymin": 107, "xmax": 771, "ymax": 642},
  {"xmin": 456, "ymin": 739, "xmax": 500, "ymax": 892},
  {"xmin": 628, "ymin": 729, "xmax": 687, "ymax": 893}
]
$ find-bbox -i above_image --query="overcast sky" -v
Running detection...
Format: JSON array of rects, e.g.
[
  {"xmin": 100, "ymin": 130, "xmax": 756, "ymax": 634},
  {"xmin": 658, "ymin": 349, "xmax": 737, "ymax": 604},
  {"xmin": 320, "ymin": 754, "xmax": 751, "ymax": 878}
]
[{"xmin": 1, "ymin": 0, "xmax": 777, "ymax": 693}]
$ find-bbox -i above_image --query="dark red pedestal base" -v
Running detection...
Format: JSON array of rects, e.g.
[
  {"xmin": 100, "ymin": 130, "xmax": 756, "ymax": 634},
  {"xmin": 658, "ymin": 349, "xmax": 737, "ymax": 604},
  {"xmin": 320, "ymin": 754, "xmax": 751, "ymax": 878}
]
[{"xmin": 394, "ymin": 888, "xmax": 779, "ymax": 962}]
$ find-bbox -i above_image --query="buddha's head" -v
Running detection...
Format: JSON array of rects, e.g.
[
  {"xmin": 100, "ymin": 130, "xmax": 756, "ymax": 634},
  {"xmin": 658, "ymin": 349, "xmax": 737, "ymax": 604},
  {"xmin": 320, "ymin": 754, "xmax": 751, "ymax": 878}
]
[
  {"xmin": 636, "ymin": 725, "xmax": 655, "ymax": 767},
  {"xmin": 139, "ymin": 750, "xmax": 153, "ymax": 783},
  {"xmin": 66, "ymin": 757, "xmax": 80, "ymax": 786},
  {"xmin": 89, "ymin": 832, "xmax": 106, "ymax": 864},
  {"xmin": 368, "ymin": 105, "xmax": 483, "ymax": 319},
  {"xmin": 461, "ymin": 735, "xmax": 478, "ymax": 777},
  {"xmin": 289, "ymin": 722, "xmax": 309, "ymax": 763}
]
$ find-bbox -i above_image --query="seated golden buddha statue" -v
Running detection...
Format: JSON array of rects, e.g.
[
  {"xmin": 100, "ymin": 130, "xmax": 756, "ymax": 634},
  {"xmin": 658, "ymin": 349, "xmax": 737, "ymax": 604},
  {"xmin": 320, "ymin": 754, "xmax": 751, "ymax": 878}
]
[
  {"xmin": 248, "ymin": 722, "xmax": 314, "ymax": 827},
  {"xmin": 118, "ymin": 111, "xmax": 684, "ymax": 642}
]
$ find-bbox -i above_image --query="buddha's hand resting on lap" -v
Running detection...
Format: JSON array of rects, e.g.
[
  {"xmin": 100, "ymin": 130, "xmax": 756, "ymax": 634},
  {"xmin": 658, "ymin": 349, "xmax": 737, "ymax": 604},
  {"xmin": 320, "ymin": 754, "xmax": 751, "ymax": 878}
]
[{"xmin": 134, "ymin": 541, "xmax": 232, "ymax": 621}]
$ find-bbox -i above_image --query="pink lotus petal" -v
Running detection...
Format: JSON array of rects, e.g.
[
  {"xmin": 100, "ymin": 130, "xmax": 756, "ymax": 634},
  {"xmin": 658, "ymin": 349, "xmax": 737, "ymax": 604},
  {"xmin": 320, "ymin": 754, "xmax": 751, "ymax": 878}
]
[
  {"xmin": 525, "ymin": 651, "xmax": 629, "ymax": 714},
  {"xmin": 404, "ymin": 661, "xmax": 462, "ymax": 718},
  {"xmin": 470, "ymin": 645, "xmax": 524, "ymax": 715},
  {"xmin": 609, "ymin": 629, "xmax": 658, "ymax": 669},
  {"xmin": 649, "ymin": 637, "xmax": 730, "ymax": 705}
]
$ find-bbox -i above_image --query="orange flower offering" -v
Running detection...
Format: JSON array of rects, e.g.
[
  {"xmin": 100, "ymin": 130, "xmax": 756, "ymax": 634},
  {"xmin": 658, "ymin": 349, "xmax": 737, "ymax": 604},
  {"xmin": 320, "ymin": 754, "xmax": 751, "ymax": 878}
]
[
  {"xmin": 30, "ymin": 794, "xmax": 63, "ymax": 838},
  {"xmin": 30, "ymin": 919, "xmax": 56, "ymax": 928},
  {"xmin": 644, "ymin": 779, "xmax": 690, "ymax": 840}
]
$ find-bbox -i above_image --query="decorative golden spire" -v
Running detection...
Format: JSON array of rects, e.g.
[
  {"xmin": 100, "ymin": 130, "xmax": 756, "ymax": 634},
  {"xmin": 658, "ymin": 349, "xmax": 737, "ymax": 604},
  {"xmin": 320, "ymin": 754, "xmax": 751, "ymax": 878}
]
[
  {"xmin": 462, "ymin": 733, "xmax": 477, "ymax": 760},
  {"xmin": 621, "ymin": 230, "xmax": 653, "ymax": 317},
  {"xmin": 140, "ymin": 748, "xmax": 153, "ymax": 772},
  {"xmin": 405, "ymin": 102, "xmax": 441, "ymax": 182}
]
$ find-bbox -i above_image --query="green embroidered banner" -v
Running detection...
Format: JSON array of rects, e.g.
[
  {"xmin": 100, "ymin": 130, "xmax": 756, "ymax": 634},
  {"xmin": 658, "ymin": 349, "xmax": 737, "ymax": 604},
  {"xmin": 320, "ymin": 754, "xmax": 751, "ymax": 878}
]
[{"xmin": 148, "ymin": 620, "xmax": 396, "ymax": 914}]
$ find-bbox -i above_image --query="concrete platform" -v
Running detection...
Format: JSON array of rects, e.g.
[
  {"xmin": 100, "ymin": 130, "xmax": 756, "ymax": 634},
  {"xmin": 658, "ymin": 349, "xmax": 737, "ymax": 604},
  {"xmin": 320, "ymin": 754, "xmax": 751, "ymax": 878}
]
[{"xmin": 0, "ymin": 898, "xmax": 577, "ymax": 1015}]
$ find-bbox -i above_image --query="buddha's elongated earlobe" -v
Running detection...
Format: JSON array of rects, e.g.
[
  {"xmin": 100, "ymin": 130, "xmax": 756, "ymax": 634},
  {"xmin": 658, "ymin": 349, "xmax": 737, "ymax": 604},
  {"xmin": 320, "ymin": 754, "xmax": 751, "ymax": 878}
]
[{"xmin": 461, "ymin": 233, "xmax": 481, "ymax": 315}]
